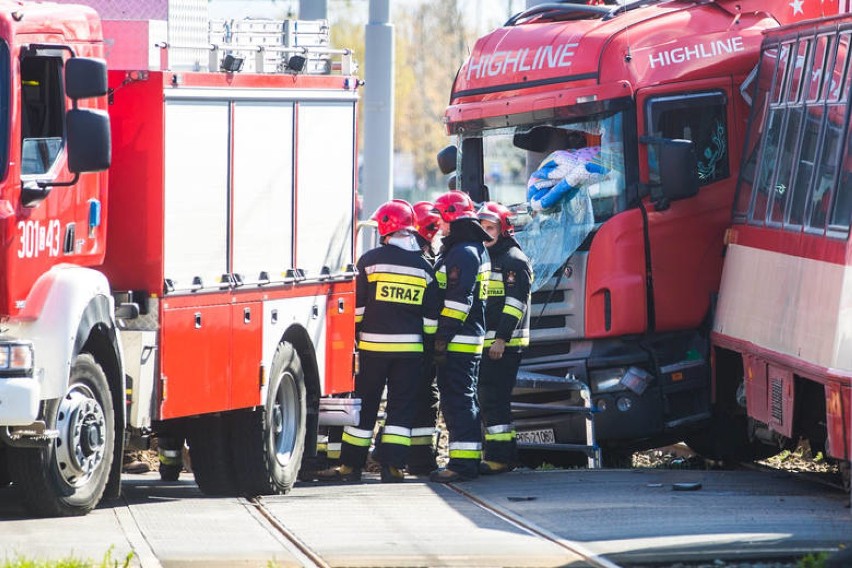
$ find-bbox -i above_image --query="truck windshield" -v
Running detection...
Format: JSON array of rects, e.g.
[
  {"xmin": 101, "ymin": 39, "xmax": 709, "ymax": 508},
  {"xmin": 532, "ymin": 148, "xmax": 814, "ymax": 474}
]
[{"xmin": 459, "ymin": 111, "xmax": 627, "ymax": 290}]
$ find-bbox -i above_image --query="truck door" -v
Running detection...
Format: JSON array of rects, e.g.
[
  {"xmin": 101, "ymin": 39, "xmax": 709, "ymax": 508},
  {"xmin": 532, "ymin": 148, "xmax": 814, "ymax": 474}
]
[{"xmin": 640, "ymin": 87, "xmax": 739, "ymax": 332}]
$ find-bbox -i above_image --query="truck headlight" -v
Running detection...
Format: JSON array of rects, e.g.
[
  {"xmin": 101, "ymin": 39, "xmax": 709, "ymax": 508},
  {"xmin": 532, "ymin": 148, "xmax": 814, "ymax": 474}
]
[
  {"xmin": 589, "ymin": 367, "xmax": 628, "ymax": 393},
  {"xmin": 0, "ymin": 342, "xmax": 34, "ymax": 373}
]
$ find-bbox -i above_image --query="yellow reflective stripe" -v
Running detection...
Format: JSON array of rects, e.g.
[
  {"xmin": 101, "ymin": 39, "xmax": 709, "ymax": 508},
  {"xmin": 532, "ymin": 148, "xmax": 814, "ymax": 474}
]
[
  {"xmin": 423, "ymin": 324, "xmax": 437, "ymax": 334},
  {"xmin": 484, "ymin": 431, "xmax": 516, "ymax": 442},
  {"xmin": 449, "ymin": 449, "xmax": 482, "ymax": 459},
  {"xmin": 381, "ymin": 433, "xmax": 411, "ymax": 446},
  {"xmin": 355, "ymin": 314, "xmax": 364, "ymax": 323},
  {"xmin": 358, "ymin": 341, "xmax": 423, "ymax": 352},
  {"xmin": 484, "ymin": 337, "xmax": 528, "ymax": 348},
  {"xmin": 411, "ymin": 436, "xmax": 434, "ymax": 446},
  {"xmin": 447, "ymin": 342, "xmax": 483, "ymax": 354},
  {"xmin": 342, "ymin": 432, "xmax": 372, "ymax": 447},
  {"xmin": 502, "ymin": 304, "xmax": 524, "ymax": 319},
  {"xmin": 441, "ymin": 307, "xmax": 467, "ymax": 321},
  {"xmin": 327, "ymin": 450, "xmax": 341, "ymax": 459},
  {"xmin": 367, "ymin": 272, "xmax": 427, "ymax": 287}
]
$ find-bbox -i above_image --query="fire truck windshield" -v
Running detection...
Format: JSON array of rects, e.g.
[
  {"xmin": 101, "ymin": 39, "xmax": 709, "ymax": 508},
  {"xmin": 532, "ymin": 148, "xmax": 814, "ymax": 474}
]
[
  {"xmin": 463, "ymin": 111, "xmax": 627, "ymax": 223},
  {"xmin": 458, "ymin": 111, "xmax": 627, "ymax": 292}
]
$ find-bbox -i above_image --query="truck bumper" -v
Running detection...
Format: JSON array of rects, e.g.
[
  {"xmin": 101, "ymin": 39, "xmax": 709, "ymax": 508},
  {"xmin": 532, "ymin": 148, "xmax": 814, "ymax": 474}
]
[{"xmin": 0, "ymin": 375, "xmax": 41, "ymax": 425}]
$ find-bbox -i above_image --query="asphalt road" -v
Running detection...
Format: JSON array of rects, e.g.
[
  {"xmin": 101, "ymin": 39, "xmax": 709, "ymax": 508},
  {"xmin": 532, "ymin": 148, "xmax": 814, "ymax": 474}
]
[{"xmin": 0, "ymin": 468, "xmax": 848, "ymax": 567}]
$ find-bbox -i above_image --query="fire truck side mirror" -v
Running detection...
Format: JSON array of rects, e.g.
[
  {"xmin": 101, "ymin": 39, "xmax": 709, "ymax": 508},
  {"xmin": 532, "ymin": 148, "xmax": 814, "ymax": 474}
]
[
  {"xmin": 436, "ymin": 145, "xmax": 458, "ymax": 175},
  {"xmin": 67, "ymin": 109, "xmax": 111, "ymax": 173},
  {"xmin": 65, "ymin": 57, "xmax": 108, "ymax": 100}
]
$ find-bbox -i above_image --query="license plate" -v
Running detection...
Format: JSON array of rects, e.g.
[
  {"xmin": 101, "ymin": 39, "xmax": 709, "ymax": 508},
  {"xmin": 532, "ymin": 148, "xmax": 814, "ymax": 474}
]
[{"xmin": 516, "ymin": 428, "xmax": 555, "ymax": 445}]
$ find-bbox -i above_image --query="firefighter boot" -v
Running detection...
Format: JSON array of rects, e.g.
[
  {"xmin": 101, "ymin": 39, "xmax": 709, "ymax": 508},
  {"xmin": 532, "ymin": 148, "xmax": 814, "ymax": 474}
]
[
  {"xmin": 429, "ymin": 468, "xmax": 476, "ymax": 484},
  {"xmin": 380, "ymin": 465, "xmax": 405, "ymax": 484},
  {"xmin": 313, "ymin": 464, "xmax": 362, "ymax": 482},
  {"xmin": 479, "ymin": 460, "xmax": 514, "ymax": 475}
]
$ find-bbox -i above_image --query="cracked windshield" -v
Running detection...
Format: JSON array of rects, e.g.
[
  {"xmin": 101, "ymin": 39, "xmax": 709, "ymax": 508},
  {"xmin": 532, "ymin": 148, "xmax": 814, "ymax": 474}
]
[{"xmin": 471, "ymin": 112, "xmax": 627, "ymax": 291}]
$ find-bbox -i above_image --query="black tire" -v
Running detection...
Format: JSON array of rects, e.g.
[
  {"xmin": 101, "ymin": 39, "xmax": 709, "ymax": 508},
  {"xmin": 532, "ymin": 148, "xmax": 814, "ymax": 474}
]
[
  {"xmin": 8, "ymin": 354, "xmax": 115, "ymax": 517},
  {"xmin": 232, "ymin": 342, "xmax": 306, "ymax": 496},
  {"xmin": 187, "ymin": 414, "xmax": 238, "ymax": 495}
]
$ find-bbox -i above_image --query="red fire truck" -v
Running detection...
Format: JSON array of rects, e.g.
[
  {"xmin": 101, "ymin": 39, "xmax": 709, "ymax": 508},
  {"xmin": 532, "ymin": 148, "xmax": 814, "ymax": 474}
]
[
  {"xmin": 439, "ymin": 0, "xmax": 841, "ymax": 465},
  {"xmin": 0, "ymin": 1, "xmax": 360, "ymax": 516},
  {"xmin": 707, "ymin": 12, "xmax": 851, "ymax": 487}
]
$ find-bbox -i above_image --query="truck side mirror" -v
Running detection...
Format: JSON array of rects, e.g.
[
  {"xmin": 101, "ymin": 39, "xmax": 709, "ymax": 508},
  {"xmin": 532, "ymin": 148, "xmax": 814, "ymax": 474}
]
[
  {"xmin": 436, "ymin": 145, "xmax": 458, "ymax": 174},
  {"xmin": 65, "ymin": 57, "xmax": 108, "ymax": 99},
  {"xmin": 658, "ymin": 139, "xmax": 699, "ymax": 202},
  {"xmin": 67, "ymin": 109, "xmax": 111, "ymax": 172}
]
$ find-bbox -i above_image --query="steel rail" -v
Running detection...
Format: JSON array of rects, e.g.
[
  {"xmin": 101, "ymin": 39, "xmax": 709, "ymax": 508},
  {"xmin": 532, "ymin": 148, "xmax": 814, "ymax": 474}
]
[
  {"xmin": 246, "ymin": 496, "xmax": 331, "ymax": 568},
  {"xmin": 441, "ymin": 482, "xmax": 621, "ymax": 568}
]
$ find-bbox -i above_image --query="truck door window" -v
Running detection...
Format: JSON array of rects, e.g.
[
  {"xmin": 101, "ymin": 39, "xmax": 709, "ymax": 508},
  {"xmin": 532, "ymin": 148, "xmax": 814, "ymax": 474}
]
[
  {"xmin": 20, "ymin": 56, "xmax": 64, "ymax": 176},
  {"xmin": 646, "ymin": 91, "xmax": 729, "ymax": 187}
]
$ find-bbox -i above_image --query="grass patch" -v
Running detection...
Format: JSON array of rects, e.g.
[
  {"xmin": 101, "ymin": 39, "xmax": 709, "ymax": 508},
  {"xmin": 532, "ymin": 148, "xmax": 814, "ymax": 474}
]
[{"xmin": 1, "ymin": 547, "xmax": 134, "ymax": 568}]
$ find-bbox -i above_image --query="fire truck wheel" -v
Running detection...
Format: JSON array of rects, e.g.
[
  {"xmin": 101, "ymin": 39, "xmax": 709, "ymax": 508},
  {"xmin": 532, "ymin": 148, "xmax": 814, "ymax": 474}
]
[
  {"xmin": 9, "ymin": 354, "xmax": 115, "ymax": 517},
  {"xmin": 187, "ymin": 414, "xmax": 238, "ymax": 496},
  {"xmin": 232, "ymin": 342, "xmax": 306, "ymax": 496}
]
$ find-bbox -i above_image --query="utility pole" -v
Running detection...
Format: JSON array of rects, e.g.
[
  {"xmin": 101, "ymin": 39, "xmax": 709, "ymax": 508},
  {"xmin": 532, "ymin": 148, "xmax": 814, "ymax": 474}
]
[{"xmin": 361, "ymin": 0, "xmax": 394, "ymax": 220}]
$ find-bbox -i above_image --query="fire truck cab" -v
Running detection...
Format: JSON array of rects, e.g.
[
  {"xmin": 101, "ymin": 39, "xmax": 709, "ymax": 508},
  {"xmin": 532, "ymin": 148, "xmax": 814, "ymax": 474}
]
[
  {"xmin": 0, "ymin": 0, "xmax": 360, "ymax": 516},
  {"xmin": 440, "ymin": 0, "xmax": 838, "ymax": 465}
]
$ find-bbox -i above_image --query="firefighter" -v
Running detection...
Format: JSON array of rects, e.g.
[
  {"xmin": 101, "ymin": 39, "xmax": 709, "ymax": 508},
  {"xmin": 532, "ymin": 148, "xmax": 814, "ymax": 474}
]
[
  {"xmin": 476, "ymin": 201, "xmax": 532, "ymax": 474},
  {"xmin": 406, "ymin": 201, "xmax": 443, "ymax": 475},
  {"xmin": 316, "ymin": 199, "xmax": 439, "ymax": 483},
  {"xmin": 429, "ymin": 190, "xmax": 492, "ymax": 483}
]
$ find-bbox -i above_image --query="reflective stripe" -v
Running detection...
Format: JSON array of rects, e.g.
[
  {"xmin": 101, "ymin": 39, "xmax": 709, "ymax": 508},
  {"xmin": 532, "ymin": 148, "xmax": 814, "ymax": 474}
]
[
  {"xmin": 327, "ymin": 442, "xmax": 342, "ymax": 452},
  {"xmin": 444, "ymin": 300, "xmax": 470, "ymax": 315},
  {"xmin": 484, "ymin": 337, "xmax": 529, "ymax": 348},
  {"xmin": 365, "ymin": 263, "xmax": 432, "ymax": 283},
  {"xmin": 504, "ymin": 296, "xmax": 526, "ymax": 311},
  {"xmin": 355, "ymin": 306, "xmax": 365, "ymax": 316},
  {"xmin": 448, "ymin": 335, "xmax": 484, "ymax": 354},
  {"xmin": 484, "ymin": 431, "xmax": 516, "ymax": 442},
  {"xmin": 441, "ymin": 307, "xmax": 467, "ymax": 321},
  {"xmin": 502, "ymin": 304, "xmax": 524, "ymax": 320},
  {"xmin": 485, "ymin": 425, "xmax": 516, "ymax": 443},
  {"xmin": 489, "ymin": 273, "xmax": 503, "ymax": 282},
  {"xmin": 327, "ymin": 450, "xmax": 341, "ymax": 459},
  {"xmin": 344, "ymin": 426, "xmax": 373, "ymax": 438},
  {"xmin": 449, "ymin": 449, "xmax": 482, "ymax": 459},
  {"xmin": 381, "ymin": 433, "xmax": 411, "ymax": 446},
  {"xmin": 449, "ymin": 441, "xmax": 482, "ymax": 451},
  {"xmin": 360, "ymin": 333, "xmax": 422, "ymax": 343},
  {"xmin": 355, "ymin": 314, "xmax": 364, "ymax": 323},
  {"xmin": 343, "ymin": 432, "xmax": 372, "ymax": 447},
  {"xmin": 358, "ymin": 341, "xmax": 423, "ymax": 352},
  {"xmin": 411, "ymin": 436, "xmax": 433, "ymax": 446},
  {"xmin": 358, "ymin": 332, "xmax": 424, "ymax": 352},
  {"xmin": 384, "ymin": 425, "xmax": 411, "ymax": 437},
  {"xmin": 423, "ymin": 317, "xmax": 438, "ymax": 334},
  {"xmin": 412, "ymin": 427, "xmax": 436, "ymax": 436}
]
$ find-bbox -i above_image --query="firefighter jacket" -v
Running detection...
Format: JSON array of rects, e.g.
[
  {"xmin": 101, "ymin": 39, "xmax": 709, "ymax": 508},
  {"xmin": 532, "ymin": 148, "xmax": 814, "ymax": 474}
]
[
  {"xmin": 355, "ymin": 236, "xmax": 440, "ymax": 357},
  {"xmin": 484, "ymin": 236, "xmax": 532, "ymax": 352},
  {"xmin": 434, "ymin": 219, "xmax": 492, "ymax": 355}
]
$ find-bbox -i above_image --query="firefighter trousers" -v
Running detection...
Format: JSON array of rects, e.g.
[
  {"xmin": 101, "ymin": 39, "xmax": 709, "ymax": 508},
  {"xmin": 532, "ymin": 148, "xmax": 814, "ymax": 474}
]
[
  {"xmin": 478, "ymin": 350, "xmax": 521, "ymax": 464},
  {"xmin": 436, "ymin": 353, "xmax": 482, "ymax": 478},
  {"xmin": 340, "ymin": 353, "xmax": 425, "ymax": 469},
  {"xmin": 407, "ymin": 365, "xmax": 439, "ymax": 473}
]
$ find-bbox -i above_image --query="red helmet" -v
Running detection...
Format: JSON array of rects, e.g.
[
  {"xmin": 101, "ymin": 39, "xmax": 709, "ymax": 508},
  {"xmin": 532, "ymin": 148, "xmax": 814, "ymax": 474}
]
[
  {"xmin": 433, "ymin": 190, "xmax": 476, "ymax": 222},
  {"xmin": 371, "ymin": 199, "xmax": 416, "ymax": 237},
  {"xmin": 478, "ymin": 201, "xmax": 514, "ymax": 237},
  {"xmin": 413, "ymin": 201, "xmax": 441, "ymax": 241}
]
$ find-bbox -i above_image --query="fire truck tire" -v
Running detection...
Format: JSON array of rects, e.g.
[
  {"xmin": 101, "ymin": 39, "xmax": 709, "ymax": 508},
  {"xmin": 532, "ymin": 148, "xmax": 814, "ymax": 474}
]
[
  {"xmin": 187, "ymin": 414, "xmax": 238, "ymax": 495},
  {"xmin": 8, "ymin": 354, "xmax": 115, "ymax": 517},
  {"xmin": 231, "ymin": 342, "xmax": 305, "ymax": 496}
]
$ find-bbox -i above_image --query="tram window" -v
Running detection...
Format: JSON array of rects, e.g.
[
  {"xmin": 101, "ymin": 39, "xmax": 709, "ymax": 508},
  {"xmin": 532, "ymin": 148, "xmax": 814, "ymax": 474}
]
[
  {"xmin": 646, "ymin": 91, "xmax": 729, "ymax": 187},
  {"xmin": 768, "ymin": 107, "xmax": 803, "ymax": 226},
  {"xmin": 828, "ymin": 127, "xmax": 852, "ymax": 232},
  {"xmin": 749, "ymin": 108, "xmax": 783, "ymax": 224}
]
